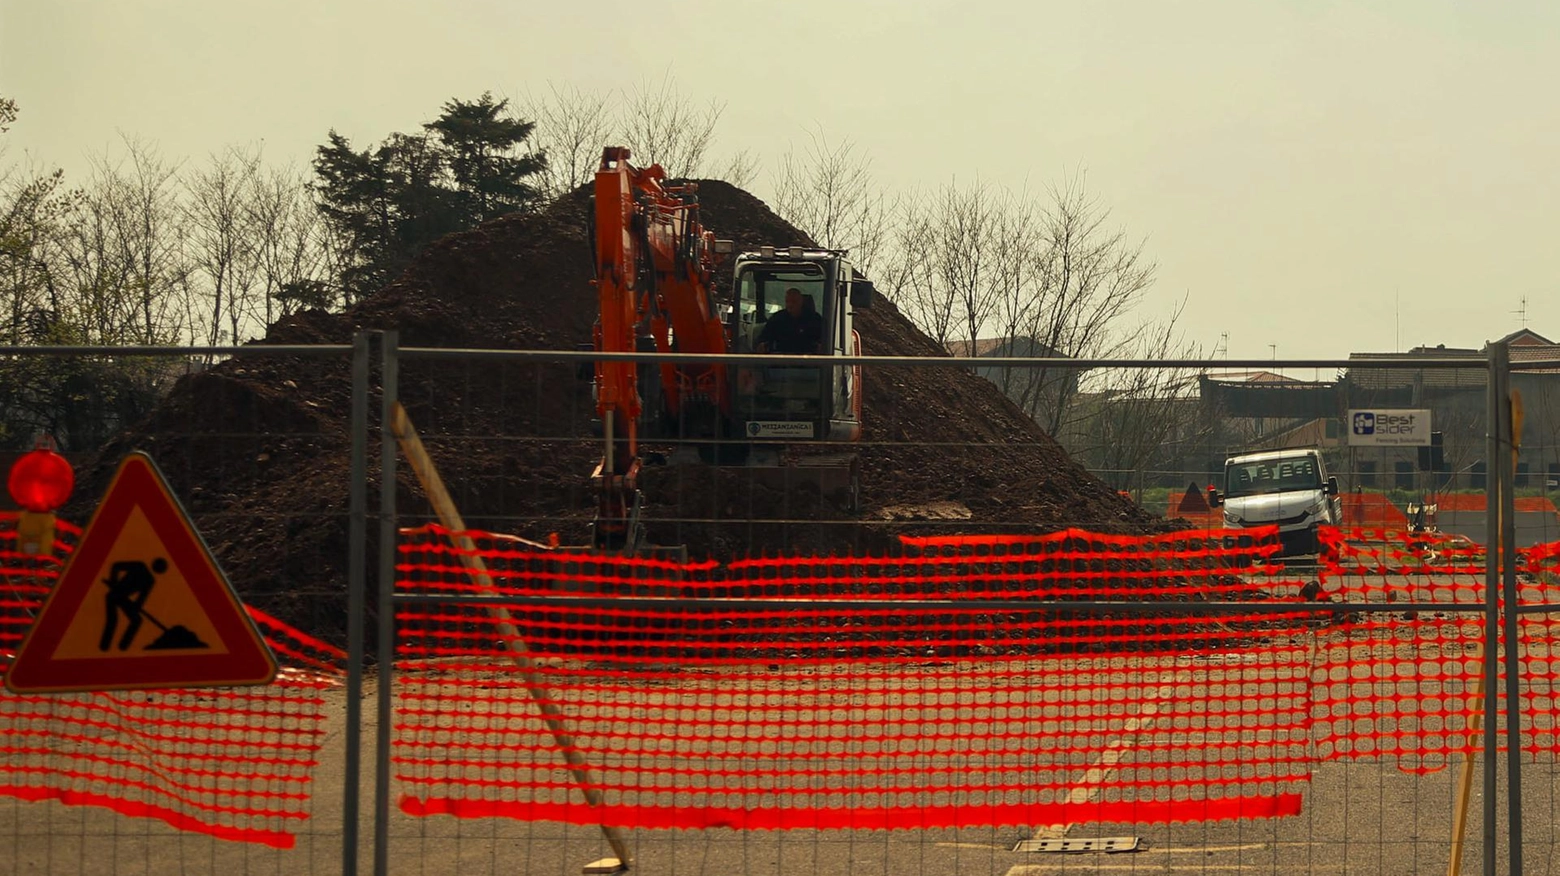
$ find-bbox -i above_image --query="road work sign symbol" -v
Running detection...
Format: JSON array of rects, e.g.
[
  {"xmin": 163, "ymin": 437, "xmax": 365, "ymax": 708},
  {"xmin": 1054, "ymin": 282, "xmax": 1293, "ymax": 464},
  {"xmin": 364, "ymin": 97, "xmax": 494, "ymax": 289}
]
[{"xmin": 5, "ymin": 452, "xmax": 277, "ymax": 693}]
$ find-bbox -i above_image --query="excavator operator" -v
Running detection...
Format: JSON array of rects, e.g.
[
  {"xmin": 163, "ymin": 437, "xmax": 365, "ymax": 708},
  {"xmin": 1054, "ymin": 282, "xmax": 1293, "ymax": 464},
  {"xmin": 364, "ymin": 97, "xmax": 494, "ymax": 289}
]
[{"xmin": 756, "ymin": 287, "xmax": 823, "ymax": 354}]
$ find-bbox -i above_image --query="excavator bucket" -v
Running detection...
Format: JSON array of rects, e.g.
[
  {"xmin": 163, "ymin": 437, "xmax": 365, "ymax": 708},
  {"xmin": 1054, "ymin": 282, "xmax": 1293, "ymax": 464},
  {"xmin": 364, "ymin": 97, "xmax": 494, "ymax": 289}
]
[{"xmin": 734, "ymin": 452, "xmax": 861, "ymax": 514}]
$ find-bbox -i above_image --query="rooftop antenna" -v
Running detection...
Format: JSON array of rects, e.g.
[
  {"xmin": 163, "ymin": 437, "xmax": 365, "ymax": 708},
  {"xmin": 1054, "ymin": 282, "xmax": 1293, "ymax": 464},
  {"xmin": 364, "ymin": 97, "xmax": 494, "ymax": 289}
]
[
  {"xmin": 1269, "ymin": 343, "xmax": 1277, "ymax": 378},
  {"xmin": 1514, "ymin": 295, "xmax": 1529, "ymax": 328},
  {"xmin": 1395, "ymin": 291, "xmax": 1400, "ymax": 353},
  {"xmin": 1214, "ymin": 332, "xmax": 1229, "ymax": 361}
]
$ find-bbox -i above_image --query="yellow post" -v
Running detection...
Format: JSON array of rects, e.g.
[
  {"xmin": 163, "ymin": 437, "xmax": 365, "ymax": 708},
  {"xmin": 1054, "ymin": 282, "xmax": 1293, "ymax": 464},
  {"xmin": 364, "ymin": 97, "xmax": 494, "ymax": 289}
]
[
  {"xmin": 14, "ymin": 511, "xmax": 56, "ymax": 557},
  {"xmin": 1446, "ymin": 637, "xmax": 1485, "ymax": 876}
]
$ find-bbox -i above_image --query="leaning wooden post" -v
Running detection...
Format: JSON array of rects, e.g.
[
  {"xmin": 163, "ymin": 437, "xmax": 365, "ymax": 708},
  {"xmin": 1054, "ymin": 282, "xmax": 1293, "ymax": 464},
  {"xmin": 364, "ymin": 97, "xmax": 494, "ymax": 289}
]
[
  {"xmin": 390, "ymin": 402, "xmax": 632, "ymax": 873},
  {"xmin": 1446, "ymin": 637, "xmax": 1486, "ymax": 876}
]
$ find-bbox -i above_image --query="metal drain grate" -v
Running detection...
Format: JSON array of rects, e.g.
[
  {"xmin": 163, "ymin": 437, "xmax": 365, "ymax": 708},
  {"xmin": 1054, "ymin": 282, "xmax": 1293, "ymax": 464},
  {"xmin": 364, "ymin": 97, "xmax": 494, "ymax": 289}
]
[{"xmin": 1012, "ymin": 836, "xmax": 1143, "ymax": 854}]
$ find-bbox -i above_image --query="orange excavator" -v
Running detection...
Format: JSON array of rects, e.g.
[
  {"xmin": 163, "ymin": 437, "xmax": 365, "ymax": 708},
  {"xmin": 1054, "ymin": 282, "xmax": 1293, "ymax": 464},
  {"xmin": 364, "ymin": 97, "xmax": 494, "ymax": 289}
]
[{"xmin": 589, "ymin": 147, "xmax": 874, "ymax": 550}]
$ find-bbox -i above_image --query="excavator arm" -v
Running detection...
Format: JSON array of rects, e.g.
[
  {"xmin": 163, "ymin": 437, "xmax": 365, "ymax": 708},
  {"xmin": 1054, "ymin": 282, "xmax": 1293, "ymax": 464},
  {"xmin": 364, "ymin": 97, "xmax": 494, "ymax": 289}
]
[{"xmin": 591, "ymin": 147, "xmax": 729, "ymax": 549}]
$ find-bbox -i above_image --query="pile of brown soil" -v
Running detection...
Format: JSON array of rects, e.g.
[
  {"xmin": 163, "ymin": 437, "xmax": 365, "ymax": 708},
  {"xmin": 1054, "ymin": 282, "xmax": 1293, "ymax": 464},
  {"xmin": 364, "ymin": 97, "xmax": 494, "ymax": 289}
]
[{"xmin": 78, "ymin": 181, "xmax": 1161, "ymax": 644}]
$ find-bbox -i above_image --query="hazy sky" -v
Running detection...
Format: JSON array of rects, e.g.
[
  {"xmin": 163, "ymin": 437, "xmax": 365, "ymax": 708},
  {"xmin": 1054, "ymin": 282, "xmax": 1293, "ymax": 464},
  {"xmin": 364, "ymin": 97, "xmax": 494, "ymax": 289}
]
[{"xmin": 3, "ymin": 0, "xmax": 1556, "ymax": 361}]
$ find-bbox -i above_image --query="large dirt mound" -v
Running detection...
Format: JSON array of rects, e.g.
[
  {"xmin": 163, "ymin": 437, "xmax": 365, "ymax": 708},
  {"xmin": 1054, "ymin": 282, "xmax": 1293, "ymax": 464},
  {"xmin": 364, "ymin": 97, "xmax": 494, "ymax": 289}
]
[{"xmin": 82, "ymin": 181, "xmax": 1159, "ymax": 643}]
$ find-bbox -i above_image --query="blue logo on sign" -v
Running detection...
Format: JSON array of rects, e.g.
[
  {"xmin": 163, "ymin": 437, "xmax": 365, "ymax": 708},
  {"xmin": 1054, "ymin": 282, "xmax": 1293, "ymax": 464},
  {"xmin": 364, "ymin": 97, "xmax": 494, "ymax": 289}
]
[
  {"xmin": 1352, "ymin": 412, "xmax": 1376, "ymax": 435},
  {"xmin": 747, "ymin": 422, "xmax": 761, "ymax": 437}
]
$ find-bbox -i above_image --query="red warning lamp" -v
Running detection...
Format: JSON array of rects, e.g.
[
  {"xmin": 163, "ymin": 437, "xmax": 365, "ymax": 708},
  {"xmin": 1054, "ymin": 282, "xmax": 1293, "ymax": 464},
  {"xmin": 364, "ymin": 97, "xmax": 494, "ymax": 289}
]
[{"xmin": 8, "ymin": 445, "xmax": 74, "ymax": 513}]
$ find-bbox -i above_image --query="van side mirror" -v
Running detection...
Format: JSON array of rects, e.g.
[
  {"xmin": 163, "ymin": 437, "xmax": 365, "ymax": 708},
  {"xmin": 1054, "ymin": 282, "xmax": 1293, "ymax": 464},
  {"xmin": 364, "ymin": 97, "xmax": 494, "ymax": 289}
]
[
  {"xmin": 1206, "ymin": 485, "xmax": 1222, "ymax": 508},
  {"xmin": 849, "ymin": 280, "xmax": 875, "ymax": 309},
  {"xmin": 1324, "ymin": 476, "xmax": 1339, "ymax": 496}
]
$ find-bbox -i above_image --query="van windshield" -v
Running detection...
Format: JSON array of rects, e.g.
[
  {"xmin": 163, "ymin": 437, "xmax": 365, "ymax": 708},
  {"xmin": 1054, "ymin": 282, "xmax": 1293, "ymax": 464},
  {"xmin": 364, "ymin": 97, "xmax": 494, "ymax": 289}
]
[{"xmin": 1225, "ymin": 455, "xmax": 1322, "ymax": 499}]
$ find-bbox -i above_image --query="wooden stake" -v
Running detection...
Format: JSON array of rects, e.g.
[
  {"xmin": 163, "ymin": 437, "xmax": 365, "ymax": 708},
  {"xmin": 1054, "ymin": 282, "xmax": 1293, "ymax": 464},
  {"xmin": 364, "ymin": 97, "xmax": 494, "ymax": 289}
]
[
  {"xmin": 390, "ymin": 402, "xmax": 632, "ymax": 872},
  {"xmin": 1446, "ymin": 637, "xmax": 1485, "ymax": 876}
]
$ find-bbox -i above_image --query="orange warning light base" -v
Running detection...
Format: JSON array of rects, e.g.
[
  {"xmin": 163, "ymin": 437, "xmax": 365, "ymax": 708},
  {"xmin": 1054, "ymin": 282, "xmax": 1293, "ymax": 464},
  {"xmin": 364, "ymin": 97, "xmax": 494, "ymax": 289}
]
[{"xmin": 5, "ymin": 452, "xmax": 277, "ymax": 694}]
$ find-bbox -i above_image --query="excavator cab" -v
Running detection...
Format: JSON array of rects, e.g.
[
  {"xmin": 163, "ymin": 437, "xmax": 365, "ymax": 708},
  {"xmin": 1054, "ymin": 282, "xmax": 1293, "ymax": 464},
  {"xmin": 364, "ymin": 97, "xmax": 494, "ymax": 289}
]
[{"xmin": 729, "ymin": 248, "xmax": 870, "ymax": 453}]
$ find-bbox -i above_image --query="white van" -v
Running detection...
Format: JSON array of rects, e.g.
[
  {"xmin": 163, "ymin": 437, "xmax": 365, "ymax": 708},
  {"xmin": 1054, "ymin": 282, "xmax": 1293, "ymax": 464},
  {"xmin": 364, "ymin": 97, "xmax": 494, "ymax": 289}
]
[{"xmin": 1207, "ymin": 448, "xmax": 1342, "ymax": 556}]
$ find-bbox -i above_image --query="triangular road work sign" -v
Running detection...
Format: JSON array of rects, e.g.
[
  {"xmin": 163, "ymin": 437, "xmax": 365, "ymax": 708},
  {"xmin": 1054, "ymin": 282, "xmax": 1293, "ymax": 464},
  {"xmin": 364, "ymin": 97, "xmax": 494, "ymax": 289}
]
[
  {"xmin": 5, "ymin": 452, "xmax": 277, "ymax": 693},
  {"xmin": 1176, "ymin": 481, "xmax": 1210, "ymax": 513}
]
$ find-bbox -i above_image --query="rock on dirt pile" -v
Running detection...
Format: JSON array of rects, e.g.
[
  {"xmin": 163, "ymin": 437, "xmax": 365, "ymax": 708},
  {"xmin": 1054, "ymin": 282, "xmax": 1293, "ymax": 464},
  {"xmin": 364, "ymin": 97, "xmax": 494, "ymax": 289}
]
[{"xmin": 80, "ymin": 181, "xmax": 1161, "ymax": 644}]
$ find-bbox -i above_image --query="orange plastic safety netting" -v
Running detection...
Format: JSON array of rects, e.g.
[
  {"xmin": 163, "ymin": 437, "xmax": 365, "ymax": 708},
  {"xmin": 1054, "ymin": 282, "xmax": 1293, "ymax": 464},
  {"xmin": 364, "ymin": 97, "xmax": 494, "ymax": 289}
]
[
  {"xmin": 393, "ymin": 525, "xmax": 1329, "ymax": 830},
  {"xmin": 1313, "ymin": 527, "xmax": 1488, "ymax": 771},
  {"xmin": 0, "ymin": 513, "xmax": 344, "ymax": 849},
  {"xmin": 394, "ymin": 524, "xmax": 1560, "ymax": 829},
  {"xmin": 1517, "ymin": 540, "xmax": 1560, "ymax": 756}
]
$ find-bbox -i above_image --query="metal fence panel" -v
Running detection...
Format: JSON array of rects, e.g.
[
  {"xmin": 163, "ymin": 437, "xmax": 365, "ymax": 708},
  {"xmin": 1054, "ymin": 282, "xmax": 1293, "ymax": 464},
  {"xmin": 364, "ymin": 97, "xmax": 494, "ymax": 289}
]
[
  {"xmin": 7, "ymin": 341, "xmax": 1557, "ymax": 874},
  {"xmin": 370, "ymin": 347, "xmax": 1529, "ymax": 876},
  {"xmin": 0, "ymin": 344, "xmax": 361, "ymax": 876}
]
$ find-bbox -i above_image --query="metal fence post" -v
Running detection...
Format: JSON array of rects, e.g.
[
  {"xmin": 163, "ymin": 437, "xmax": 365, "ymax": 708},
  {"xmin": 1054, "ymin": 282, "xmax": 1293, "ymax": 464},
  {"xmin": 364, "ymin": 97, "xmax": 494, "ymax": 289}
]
[
  {"xmin": 374, "ymin": 330, "xmax": 399, "ymax": 876},
  {"xmin": 344, "ymin": 331, "xmax": 371, "ymax": 876},
  {"xmin": 1483, "ymin": 344, "xmax": 1501, "ymax": 876},
  {"xmin": 1496, "ymin": 340, "xmax": 1525, "ymax": 874}
]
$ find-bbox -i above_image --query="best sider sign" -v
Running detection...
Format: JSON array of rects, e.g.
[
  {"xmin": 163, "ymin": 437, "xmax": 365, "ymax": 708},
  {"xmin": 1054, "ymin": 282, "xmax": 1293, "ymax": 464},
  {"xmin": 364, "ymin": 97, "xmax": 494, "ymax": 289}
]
[{"xmin": 1347, "ymin": 409, "xmax": 1432, "ymax": 446}]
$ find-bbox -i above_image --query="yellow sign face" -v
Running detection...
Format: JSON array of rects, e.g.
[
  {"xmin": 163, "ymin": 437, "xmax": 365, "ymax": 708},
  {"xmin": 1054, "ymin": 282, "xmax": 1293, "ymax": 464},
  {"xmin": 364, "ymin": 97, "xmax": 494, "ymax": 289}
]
[
  {"xmin": 47, "ymin": 506, "xmax": 231, "ymax": 660},
  {"xmin": 5, "ymin": 452, "xmax": 277, "ymax": 693}
]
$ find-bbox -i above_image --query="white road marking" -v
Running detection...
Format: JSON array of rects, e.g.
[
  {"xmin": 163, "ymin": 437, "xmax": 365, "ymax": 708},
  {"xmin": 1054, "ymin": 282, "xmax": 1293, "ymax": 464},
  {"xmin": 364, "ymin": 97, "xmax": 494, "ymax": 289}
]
[
  {"xmin": 1004, "ymin": 860, "xmax": 1347, "ymax": 866},
  {"xmin": 1152, "ymin": 843, "xmax": 1273, "ymax": 854},
  {"xmin": 989, "ymin": 840, "xmax": 1277, "ymax": 855},
  {"xmin": 1027, "ymin": 678, "xmax": 1184, "ymax": 841}
]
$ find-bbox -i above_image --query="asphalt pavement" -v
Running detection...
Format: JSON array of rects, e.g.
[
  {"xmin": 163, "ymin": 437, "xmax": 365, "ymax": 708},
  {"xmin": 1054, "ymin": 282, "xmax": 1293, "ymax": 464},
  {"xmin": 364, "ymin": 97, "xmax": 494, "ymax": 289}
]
[{"xmin": 1436, "ymin": 509, "xmax": 1560, "ymax": 549}]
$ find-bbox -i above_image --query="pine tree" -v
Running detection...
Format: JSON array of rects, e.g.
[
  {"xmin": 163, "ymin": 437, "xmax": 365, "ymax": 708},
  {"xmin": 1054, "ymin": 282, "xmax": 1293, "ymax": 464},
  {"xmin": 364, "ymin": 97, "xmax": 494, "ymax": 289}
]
[
  {"xmin": 424, "ymin": 93, "xmax": 545, "ymax": 223},
  {"xmin": 312, "ymin": 95, "xmax": 545, "ymax": 299}
]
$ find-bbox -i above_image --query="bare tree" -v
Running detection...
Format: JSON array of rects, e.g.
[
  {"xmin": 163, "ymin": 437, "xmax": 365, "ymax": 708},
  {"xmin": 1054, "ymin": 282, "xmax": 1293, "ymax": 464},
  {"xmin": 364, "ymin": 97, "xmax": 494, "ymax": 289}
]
[
  {"xmin": 1013, "ymin": 173, "xmax": 1156, "ymax": 435},
  {"xmin": 717, "ymin": 148, "xmax": 759, "ymax": 191},
  {"xmin": 0, "ymin": 162, "xmax": 73, "ymax": 345},
  {"xmin": 884, "ymin": 191, "xmax": 957, "ymax": 348},
  {"xmin": 51, "ymin": 138, "xmax": 188, "ymax": 345},
  {"xmin": 772, "ymin": 128, "xmax": 895, "ymax": 275},
  {"xmin": 1521, "ymin": 377, "xmax": 1560, "ymax": 494},
  {"xmin": 51, "ymin": 171, "xmax": 120, "ymax": 342},
  {"xmin": 185, "ymin": 146, "xmax": 261, "ymax": 346},
  {"xmin": 1432, "ymin": 397, "xmax": 1486, "ymax": 491},
  {"xmin": 113, "ymin": 137, "xmax": 189, "ymax": 344},
  {"xmin": 879, "ymin": 170, "xmax": 1158, "ymax": 444},
  {"xmin": 247, "ymin": 163, "xmax": 329, "ymax": 323},
  {"xmin": 879, "ymin": 181, "xmax": 1017, "ymax": 355},
  {"xmin": 1, "ymin": 110, "xmax": 355, "ymax": 447},
  {"xmin": 937, "ymin": 181, "xmax": 1000, "ymax": 356},
  {"xmin": 522, "ymin": 77, "xmax": 763, "ymax": 196},
  {"xmin": 1065, "ymin": 298, "xmax": 1207, "ymax": 490},
  {"xmin": 2, "ymin": 129, "xmax": 188, "ymax": 448},
  {"xmin": 618, "ymin": 74, "xmax": 723, "ymax": 179},
  {"xmin": 519, "ymin": 82, "xmax": 615, "ymax": 198},
  {"xmin": 985, "ymin": 189, "xmax": 1046, "ymax": 398}
]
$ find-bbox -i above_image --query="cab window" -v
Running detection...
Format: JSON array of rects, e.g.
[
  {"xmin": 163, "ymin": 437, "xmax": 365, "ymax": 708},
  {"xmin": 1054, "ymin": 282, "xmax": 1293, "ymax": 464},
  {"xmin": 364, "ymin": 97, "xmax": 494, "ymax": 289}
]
[{"xmin": 738, "ymin": 267, "xmax": 825, "ymax": 324}]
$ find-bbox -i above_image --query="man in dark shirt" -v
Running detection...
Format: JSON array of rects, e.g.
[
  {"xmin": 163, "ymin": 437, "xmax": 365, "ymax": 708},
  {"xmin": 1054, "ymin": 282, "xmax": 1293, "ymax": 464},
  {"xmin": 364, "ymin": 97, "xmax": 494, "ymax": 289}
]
[{"xmin": 756, "ymin": 287, "xmax": 823, "ymax": 354}]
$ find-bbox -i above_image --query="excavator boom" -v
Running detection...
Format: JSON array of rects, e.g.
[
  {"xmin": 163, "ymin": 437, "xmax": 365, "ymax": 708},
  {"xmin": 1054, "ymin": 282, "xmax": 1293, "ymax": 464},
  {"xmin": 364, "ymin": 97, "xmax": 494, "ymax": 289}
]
[{"xmin": 591, "ymin": 147, "xmax": 728, "ymax": 548}]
